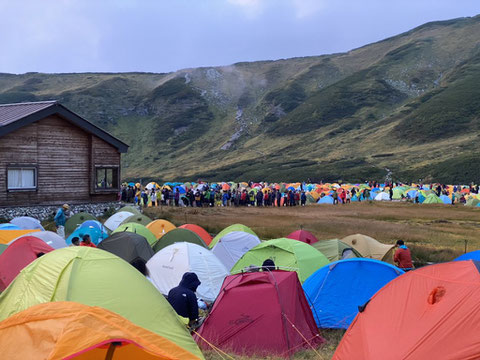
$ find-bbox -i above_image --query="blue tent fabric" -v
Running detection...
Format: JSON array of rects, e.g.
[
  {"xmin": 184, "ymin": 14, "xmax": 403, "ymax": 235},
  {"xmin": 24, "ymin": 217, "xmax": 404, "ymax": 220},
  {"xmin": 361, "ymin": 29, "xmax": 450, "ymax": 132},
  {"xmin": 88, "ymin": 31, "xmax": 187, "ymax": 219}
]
[
  {"xmin": 79, "ymin": 220, "xmax": 109, "ymax": 238},
  {"xmin": 455, "ymin": 251, "xmax": 480, "ymax": 261},
  {"xmin": 0, "ymin": 223, "xmax": 21, "ymax": 230},
  {"xmin": 440, "ymin": 195, "xmax": 452, "ymax": 204},
  {"xmin": 318, "ymin": 195, "xmax": 334, "ymax": 204},
  {"xmin": 407, "ymin": 190, "xmax": 418, "ymax": 199},
  {"xmin": 65, "ymin": 226, "xmax": 107, "ymax": 246},
  {"xmin": 303, "ymin": 258, "xmax": 404, "ymax": 329}
]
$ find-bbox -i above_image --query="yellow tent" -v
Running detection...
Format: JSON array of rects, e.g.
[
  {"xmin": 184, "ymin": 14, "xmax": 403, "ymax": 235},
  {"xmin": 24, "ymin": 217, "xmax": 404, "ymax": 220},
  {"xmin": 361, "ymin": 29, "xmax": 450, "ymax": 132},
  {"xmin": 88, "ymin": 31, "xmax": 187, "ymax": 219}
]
[
  {"xmin": 0, "ymin": 230, "xmax": 40, "ymax": 244},
  {"xmin": 341, "ymin": 234, "xmax": 395, "ymax": 263}
]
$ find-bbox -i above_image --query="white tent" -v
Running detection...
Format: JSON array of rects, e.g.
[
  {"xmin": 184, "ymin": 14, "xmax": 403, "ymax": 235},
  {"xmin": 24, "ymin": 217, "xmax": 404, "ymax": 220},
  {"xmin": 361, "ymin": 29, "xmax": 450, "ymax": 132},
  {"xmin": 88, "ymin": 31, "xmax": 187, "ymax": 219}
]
[
  {"xmin": 104, "ymin": 211, "xmax": 134, "ymax": 231},
  {"xmin": 374, "ymin": 192, "xmax": 391, "ymax": 201},
  {"xmin": 212, "ymin": 231, "xmax": 261, "ymax": 271},
  {"xmin": 10, "ymin": 231, "xmax": 66, "ymax": 249},
  {"xmin": 10, "ymin": 216, "xmax": 44, "ymax": 231},
  {"xmin": 146, "ymin": 242, "xmax": 229, "ymax": 302}
]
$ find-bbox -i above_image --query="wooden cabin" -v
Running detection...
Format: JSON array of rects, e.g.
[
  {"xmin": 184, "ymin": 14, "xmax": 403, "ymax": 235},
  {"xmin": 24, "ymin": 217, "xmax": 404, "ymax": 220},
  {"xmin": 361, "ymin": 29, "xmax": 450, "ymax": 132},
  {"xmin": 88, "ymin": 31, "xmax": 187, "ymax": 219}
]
[{"xmin": 0, "ymin": 101, "xmax": 128, "ymax": 206}]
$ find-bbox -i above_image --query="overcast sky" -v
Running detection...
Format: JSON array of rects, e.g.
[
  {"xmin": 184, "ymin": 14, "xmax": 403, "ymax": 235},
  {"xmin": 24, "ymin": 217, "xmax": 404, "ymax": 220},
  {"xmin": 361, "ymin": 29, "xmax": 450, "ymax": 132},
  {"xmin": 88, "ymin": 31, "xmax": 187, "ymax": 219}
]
[{"xmin": 1, "ymin": 0, "xmax": 479, "ymax": 74}]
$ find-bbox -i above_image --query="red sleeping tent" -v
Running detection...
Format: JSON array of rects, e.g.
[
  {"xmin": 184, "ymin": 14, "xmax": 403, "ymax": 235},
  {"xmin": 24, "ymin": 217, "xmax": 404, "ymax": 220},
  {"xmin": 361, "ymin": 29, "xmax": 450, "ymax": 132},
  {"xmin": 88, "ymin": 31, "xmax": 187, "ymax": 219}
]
[
  {"xmin": 195, "ymin": 270, "xmax": 324, "ymax": 358},
  {"xmin": 286, "ymin": 230, "xmax": 319, "ymax": 244},
  {"xmin": 0, "ymin": 236, "xmax": 54, "ymax": 291},
  {"xmin": 334, "ymin": 260, "xmax": 480, "ymax": 359},
  {"xmin": 179, "ymin": 224, "xmax": 212, "ymax": 246}
]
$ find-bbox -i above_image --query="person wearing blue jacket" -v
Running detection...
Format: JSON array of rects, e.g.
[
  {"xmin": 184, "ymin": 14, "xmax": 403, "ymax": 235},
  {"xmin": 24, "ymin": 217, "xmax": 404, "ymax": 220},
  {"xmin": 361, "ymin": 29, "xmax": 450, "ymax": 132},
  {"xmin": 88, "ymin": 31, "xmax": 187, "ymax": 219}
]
[
  {"xmin": 168, "ymin": 272, "xmax": 201, "ymax": 326},
  {"xmin": 54, "ymin": 204, "xmax": 69, "ymax": 239}
]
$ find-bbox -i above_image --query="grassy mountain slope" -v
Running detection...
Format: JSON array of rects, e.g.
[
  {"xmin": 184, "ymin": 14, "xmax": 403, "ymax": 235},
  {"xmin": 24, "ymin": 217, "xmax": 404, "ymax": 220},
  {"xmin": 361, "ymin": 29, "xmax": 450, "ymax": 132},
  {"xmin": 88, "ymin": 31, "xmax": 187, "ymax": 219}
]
[{"xmin": 1, "ymin": 15, "xmax": 480, "ymax": 183}]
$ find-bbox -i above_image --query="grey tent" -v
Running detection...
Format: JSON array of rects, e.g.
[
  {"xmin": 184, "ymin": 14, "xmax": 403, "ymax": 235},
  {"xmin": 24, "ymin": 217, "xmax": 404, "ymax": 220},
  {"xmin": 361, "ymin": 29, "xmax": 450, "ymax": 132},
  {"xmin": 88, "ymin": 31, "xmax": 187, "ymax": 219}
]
[{"xmin": 97, "ymin": 232, "xmax": 154, "ymax": 263}]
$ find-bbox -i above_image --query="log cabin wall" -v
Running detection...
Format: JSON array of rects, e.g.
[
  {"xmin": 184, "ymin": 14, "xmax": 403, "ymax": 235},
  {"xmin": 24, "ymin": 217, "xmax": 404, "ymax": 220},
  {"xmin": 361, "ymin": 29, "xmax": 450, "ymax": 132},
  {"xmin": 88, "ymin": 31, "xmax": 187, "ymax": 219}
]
[{"xmin": 0, "ymin": 114, "xmax": 120, "ymax": 206}]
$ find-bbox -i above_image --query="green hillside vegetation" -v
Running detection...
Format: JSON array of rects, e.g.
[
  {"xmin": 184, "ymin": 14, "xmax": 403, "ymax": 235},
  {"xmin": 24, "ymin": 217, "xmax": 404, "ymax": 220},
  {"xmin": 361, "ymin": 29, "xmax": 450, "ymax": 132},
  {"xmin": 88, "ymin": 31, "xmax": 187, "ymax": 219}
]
[{"xmin": 1, "ymin": 15, "xmax": 480, "ymax": 182}]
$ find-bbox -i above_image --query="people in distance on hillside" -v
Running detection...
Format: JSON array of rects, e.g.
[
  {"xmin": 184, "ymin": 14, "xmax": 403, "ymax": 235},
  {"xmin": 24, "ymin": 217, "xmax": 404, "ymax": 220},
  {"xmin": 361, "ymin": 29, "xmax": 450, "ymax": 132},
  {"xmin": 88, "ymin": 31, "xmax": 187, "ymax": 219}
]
[
  {"xmin": 339, "ymin": 190, "xmax": 346, "ymax": 204},
  {"xmin": 332, "ymin": 191, "xmax": 339, "ymax": 205},
  {"xmin": 301, "ymin": 191, "xmax": 307, "ymax": 206},
  {"xmin": 54, "ymin": 204, "xmax": 69, "ymax": 239},
  {"xmin": 276, "ymin": 190, "xmax": 282, "ymax": 207},
  {"xmin": 256, "ymin": 190, "xmax": 263, "ymax": 207},
  {"xmin": 389, "ymin": 187, "xmax": 394, "ymax": 200},
  {"xmin": 195, "ymin": 191, "xmax": 202, "ymax": 207},
  {"xmin": 150, "ymin": 189, "xmax": 157, "ymax": 207},
  {"xmin": 141, "ymin": 190, "xmax": 148, "ymax": 208},
  {"xmin": 393, "ymin": 240, "xmax": 413, "ymax": 271},
  {"xmin": 168, "ymin": 272, "xmax": 202, "ymax": 328},
  {"xmin": 346, "ymin": 190, "xmax": 351, "ymax": 203},
  {"xmin": 80, "ymin": 234, "xmax": 96, "ymax": 248}
]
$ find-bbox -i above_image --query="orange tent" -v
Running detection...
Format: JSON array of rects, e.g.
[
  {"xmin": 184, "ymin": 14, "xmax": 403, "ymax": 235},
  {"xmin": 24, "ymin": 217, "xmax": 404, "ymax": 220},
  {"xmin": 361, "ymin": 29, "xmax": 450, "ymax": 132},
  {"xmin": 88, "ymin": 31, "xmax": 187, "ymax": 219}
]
[
  {"xmin": 179, "ymin": 224, "xmax": 213, "ymax": 246},
  {"xmin": 334, "ymin": 260, "xmax": 480, "ymax": 359},
  {"xmin": 0, "ymin": 229, "xmax": 40, "ymax": 244},
  {"xmin": 146, "ymin": 220, "xmax": 176, "ymax": 240},
  {"xmin": 0, "ymin": 301, "xmax": 200, "ymax": 360}
]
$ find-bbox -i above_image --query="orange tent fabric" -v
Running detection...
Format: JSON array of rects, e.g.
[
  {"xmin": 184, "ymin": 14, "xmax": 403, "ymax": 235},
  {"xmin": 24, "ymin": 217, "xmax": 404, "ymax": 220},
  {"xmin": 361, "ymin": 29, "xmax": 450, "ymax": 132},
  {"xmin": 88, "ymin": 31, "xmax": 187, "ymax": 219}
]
[
  {"xmin": 179, "ymin": 224, "xmax": 212, "ymax": 246},
  {"xmin": 0, "ymin": 229, "xmax": 40, "ymax": 244},
  {"xmin": 0, "ymin": 301, "xmax": 200, "ymax": 360},
  {"xmin": 333, "ymin": 261, "xmax": 480, "ymax": 359},
  {"xmin": 147, "ymin": 220, "xmax": 176, "ymax": 239}
]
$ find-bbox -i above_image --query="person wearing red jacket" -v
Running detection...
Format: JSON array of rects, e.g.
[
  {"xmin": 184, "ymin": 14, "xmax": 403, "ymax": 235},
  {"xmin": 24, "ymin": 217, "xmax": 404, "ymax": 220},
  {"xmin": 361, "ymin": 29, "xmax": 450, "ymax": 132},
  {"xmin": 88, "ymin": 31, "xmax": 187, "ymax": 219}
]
[
  {"xmin": 394, "ymin": 240, "xmax": 413, "ymax": 271},
  {"xmin": 80, "ymin": 234, "xmax": 96, "ymax": 248}
]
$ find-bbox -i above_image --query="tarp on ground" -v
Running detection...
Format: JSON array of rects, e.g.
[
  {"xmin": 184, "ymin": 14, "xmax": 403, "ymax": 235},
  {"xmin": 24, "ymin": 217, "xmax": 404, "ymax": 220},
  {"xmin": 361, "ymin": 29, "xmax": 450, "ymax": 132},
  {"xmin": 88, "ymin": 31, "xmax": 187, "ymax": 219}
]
[
  {"xmin": 341, "ymin": 234, "xmax": 395, "ymax": 263},
  {"xmin": 333, "ymin": 261, "xmax": 480, "ymax": 360},
  {"xmin": 303, "ymin": 258, "xmax": 404, "ymax": 329},
  {"xmin": 212, "ymin": 231, "xmax": 261, "ymax": 271},
  {"xmin": 231, "ymin": 238, "xmax": 329, "ymax": 283},
  {"xmin": 147, "ymin": 242, "xmax": 229, "ymax": 302},
  {"xmin": 0, "ymin": 247, "xmax": 204, "ymax": 359},
  {"xmin": 195, "ymin": 271, "xmax": 324, "ymax": 358},
  {"xmin": 0, "ymin": 301, "xmax": 198, "ymax": 360}
]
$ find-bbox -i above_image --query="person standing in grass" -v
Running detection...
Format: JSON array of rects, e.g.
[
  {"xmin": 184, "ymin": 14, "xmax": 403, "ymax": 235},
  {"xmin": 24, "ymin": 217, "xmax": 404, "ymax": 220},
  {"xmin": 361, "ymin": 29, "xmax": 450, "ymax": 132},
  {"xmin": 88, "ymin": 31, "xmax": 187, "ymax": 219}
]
[
  {"xmin": 54, "ymin": 204, "xmax": 69, "ymax": 239},
  {"xmin": 394, "ymin": 240, "xmax": 413, "ymax": 271}
]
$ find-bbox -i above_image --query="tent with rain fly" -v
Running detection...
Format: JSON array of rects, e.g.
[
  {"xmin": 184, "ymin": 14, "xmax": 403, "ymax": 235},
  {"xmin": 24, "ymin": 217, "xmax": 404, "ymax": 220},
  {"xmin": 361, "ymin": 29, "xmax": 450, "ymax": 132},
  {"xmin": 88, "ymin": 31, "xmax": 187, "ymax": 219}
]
[
  {"xmin": 178, "ymin": 224, "xmax": 212, "ymax": 246},
  {"xmin": 0, "ymin": 236, "xmax": 54, "ymax": 291},
  {"xmin": 152, "ymin": 228, "xmax": 207, "ymax": 253},
  {"xmin": 104, "ymin": 211, "xmax": 135, "ymax": 231},
  {"xmin": 65, "ymin": 213, "xmax": 96, "ymax": 236},
  {"xmin": 231, "ymin": 238, "xmax": 329, "ymax": 283},
  {"xmin": 147, "ymin": 242, "xmax": 229, "ymax": 302},
  {"xmin": 333, "ymin": 260, "xmax": 480, "ymax": 360},
  {"xmin": 10, "ymin": 231, "xmax": 66, "ymax": 249},
  {"xmin": 0, "ymin": 302, "xmax": 199, "ymax": 360},
  {"xmin": 211, "ymin": 231, "xmax": 261, "ymax": 271},
  {"xmin": 312, "ymin": 239, "xmax": 362, "ymax": 262},
  {"xmin": 286, "ymin": 230, "xmax": 319, "ymax": 244},
  {"xmin": 341, "ymin": 234, "xmax": 395, "ymax": 263},
  {"xmin": 146, "ymin": 220, "xmax": 176, "ymax": 240},
  {"xmin": 0, "ymin": 247, "xmax": 204, "ymax": 359},
  {"xmin": 195, "ymin": 271, "xmax": 324, "ymax": 358},
  {"xmin": 120, "ymin": 214, "xmax": 152, "ymax": 227},
  {"xmin": 97, "ymin": 232, "xmax": 154, "ymax": 263},
  {"xmin": 9, "ymin": 216, "xmax": 44, "ymax": 231},
  {"xmin": 303, "ymin": 258, "xmax": 404, "ymax": 329},
  {"xmin": 113, "ymin": 223, "xmax": 157, "ymax": 246},
  {"xmin": 209, "ymin": 224, "xmax": 257, "ymax": 249}
]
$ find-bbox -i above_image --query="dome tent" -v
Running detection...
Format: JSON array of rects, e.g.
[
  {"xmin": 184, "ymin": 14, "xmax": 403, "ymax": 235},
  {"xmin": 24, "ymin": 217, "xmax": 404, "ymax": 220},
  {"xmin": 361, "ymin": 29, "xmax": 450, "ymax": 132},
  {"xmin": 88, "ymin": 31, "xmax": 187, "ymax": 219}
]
[
  {"xmin": 120, "ymin": 214, "xmax": 152, "ymax": 227},
  {"xmin": 11, "ymin": 231, "xmax": 66, "ymax": 249},
  {"xmin": 312, "ymin": 239, "xmax": 362, "ymax": 262},
  {"xmin": 152, "ymin": 228, "xmax": 208, "ymax": 253},
  {"xmin": 211, "ymin": 231, "xmax": 261, "ymax": 271},
  {"xmin": 195, "ymin": 271, "xmax": 324, "ymax": 358},
  {"xmin": 333, "ymin": 261, "xmax": 480, "ymax": 360},
  {"xmin": 146, "ymin": 219, "xmax": 176, "ymax": 240},
  {"xmin": 286, "ymin": 229, "xmax": 319, "ymax": 244},
  {"xmin": 113, "ymin": 223, "xmax": 157, "ymax": 246},
  {"xmin": 0, "ymin": 247, "xmax": 204, "ymax": 360},
  {"xmin": 303, "ymin": 258, "xmax": 404, "ymax": 329},
  {"xmin": 0, "ymin": 302, "xmax": 197, "ymax": 360},
  {"xmin": 9, "ymin": 216, "xmax": 44, "ymax": 231},
  {"xmin": 104, "ymin": 211, "xmax": 135, "ymax": 231},
  {"xmin": 97, "ymin": 232, "xmax": 154, "ymax": 263},
  {"xmin": 231, "ymin": 238, "xmax": 329, "ymax": 283},
  {"xmin": 65, "ymin": 212, "xmax": 96, "ymax": 236},
  {"xmin": 147, "ymin": 242, "xmax": 229, "ymax": 302},
  {"xmin": 209, "ymin": 224, "xmax": 257, "ymax": 249},
  {"xmin": 341, "ymin": 234, "xmax": 395, "ymax": 263},
  {"xmin": 179, "ymin": 224, "xmax": 212, "ymax": 246}
]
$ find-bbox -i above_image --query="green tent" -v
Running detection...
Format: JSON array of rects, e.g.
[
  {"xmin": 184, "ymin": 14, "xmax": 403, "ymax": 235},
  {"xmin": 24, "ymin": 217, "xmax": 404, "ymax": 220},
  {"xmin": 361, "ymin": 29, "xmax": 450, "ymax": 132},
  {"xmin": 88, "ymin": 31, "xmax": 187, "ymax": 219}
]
[
  {"xmin": 391, "ymin": 188, "xmax": 405, "ymax": 200},
  {"xmin": 423, "ymin": 193, "xmax": 444, "ymax": 204},
  {"xmin": 120, "ymin": 214, "xmax": 152, "ymax": 227},
  {"xmin": 113, "ymin": 223, "xmax": 157, "ymax": 246},
  {"xmin": 65, "ymin": 212, "xmax": 96, "ymax": 236},
  {"xmin": 231, "ymin": 238, "xmax": 329, "ymax": 283},
  {"xmin": 0, "ymin": 247, "xmax": 204, "ymax": 359},
  {"xmin": 117, "ymin": 206, "xmax": 142, "ymax": 215},
  {"xmin": 153, "ymin": 228, "xmax": 207, "ymax": 253},
  {"xmin": 0, "ymin": 244, "xmax": 7, "ymax": 256},
  {"xmin": 466, "ymin": 197, "xmax": 480, "ymax": 207},
  {"xmin": 209, "ymin": 224, "xmax": 257, "ymax": 249},
  {"xmin": 312, "ymin": 239, "xmax": 362, "ymax": 262}
]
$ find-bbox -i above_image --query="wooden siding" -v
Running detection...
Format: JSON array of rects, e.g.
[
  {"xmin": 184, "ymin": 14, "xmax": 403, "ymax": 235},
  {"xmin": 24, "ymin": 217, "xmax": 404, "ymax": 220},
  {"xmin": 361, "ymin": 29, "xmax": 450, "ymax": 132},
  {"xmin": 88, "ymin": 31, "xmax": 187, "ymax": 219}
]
[{"xmin": 0, "ymin": 115, "xmax": 121, "ymax": 206}]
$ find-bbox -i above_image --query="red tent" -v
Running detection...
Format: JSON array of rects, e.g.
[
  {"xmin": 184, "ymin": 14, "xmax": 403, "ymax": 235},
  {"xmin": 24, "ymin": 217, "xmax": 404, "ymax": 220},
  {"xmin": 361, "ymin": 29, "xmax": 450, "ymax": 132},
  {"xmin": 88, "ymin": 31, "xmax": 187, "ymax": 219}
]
[
  {"xmin": 334, "ymin": 260, "xmax": 480, "ymax": 359},
  {"xmin": 0, "ymin": 236, "xmax": 54, "ymax": 291},
  {"xmin": 195, "ymin": 271, "xmax": 324, "ymax": 358},
  {"xmin": 179, "ymin": 224, "xmax": 212, "ymax": 246},
  {"xmin": 286, "ymin": 230, "xmax": 319, "ymax": 244}
]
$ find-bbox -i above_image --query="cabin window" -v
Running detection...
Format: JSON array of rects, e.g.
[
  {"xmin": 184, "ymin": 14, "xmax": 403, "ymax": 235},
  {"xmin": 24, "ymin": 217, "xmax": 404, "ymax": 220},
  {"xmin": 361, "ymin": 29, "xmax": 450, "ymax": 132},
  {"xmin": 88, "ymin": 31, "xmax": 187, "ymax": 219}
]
[
  {"xmin": 7, "ymin": 167, "xmax": 37, "ymax": 190},
  {"xmin": 95, "ymin": 167, "xmax": 119, "ymax": 189}
]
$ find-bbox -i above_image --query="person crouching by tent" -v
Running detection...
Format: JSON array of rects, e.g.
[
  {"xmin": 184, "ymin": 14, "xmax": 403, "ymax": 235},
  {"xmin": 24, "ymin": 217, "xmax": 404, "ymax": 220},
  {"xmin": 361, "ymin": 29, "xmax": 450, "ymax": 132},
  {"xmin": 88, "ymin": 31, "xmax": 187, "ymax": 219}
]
[
  {"xmin": 80, "ymin": 234, "xmax": 96, "ymax": 248},
  {"xmin": 168, "ymin": 272, "xmax": 202, "ymax": 328},
  {"xmin": 54, "ymin": 204, "xmax": 69, "ymax": 239},
  {"xmin": 394, "ymin": 240, "xmax": 413, "ymax": 271}
]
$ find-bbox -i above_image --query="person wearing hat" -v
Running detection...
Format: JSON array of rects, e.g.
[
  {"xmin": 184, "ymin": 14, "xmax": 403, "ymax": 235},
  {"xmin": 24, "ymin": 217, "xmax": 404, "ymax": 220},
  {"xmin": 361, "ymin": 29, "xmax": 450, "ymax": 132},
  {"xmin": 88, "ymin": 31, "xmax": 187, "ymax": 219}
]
[{"xmin": 54, "ymin": 204, "xmax": 69, "ymax": 239}]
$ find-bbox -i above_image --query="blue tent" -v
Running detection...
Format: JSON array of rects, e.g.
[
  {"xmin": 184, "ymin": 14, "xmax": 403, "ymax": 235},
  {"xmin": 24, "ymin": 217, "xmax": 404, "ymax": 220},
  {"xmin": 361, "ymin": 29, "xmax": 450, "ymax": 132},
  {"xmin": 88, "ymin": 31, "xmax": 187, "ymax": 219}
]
[
  {"xmin": 407, "ymin": 190, "xmax": 418, "ymax": 199},
  {"xmin": 66, "ymin": 226, "xmax": 107, "ymax": 246},
  {"xmin": 79, "ymin": 220, "xmax": 109, "ymax": 238},
  {"xmin": 440, "ymin": 195, "xmax": 452, "ymax": 204},
  {"xmin": 0, "ymin": 223, "xmax": 21, "ymax": 230},
  {"xmin": 455, "ymin": 251, "xmax": 480, "ymax": 261},
  {"xmin": 418, "ymin": 193, "xmax": 426, "ymax": 203},
  {"xmin": 318, "ymin": 195, "xmax": 334, "ymax": 204},
  {"xmin": 303, "ymin": 258, "xmax": 404, "ymax": 329}
]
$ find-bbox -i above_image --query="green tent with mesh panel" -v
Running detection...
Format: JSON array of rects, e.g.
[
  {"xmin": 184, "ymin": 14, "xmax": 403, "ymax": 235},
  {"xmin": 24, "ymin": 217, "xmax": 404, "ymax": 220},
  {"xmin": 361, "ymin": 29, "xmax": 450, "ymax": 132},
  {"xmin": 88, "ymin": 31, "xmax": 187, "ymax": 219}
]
[
  {"xmin": 209, "ymin": 224, "xmax": 257, "ymax": 249},
  {"xmin": 312, "ymin": 239, "xmax": 362, "ymax": 262},
  {"xmin": 113, "ymin": 223, "xmax": 157, "ymax": 246},
  {"xmin": 231, "ymin": 238, "xmax": 329, "ymax": 283},
  {"xmin": 0, "ymin": 247, "xmax": 204, "ymax": 359},
  {"xmin": 65, "ymin": 212, "xmax": 96, "ymax": 236},
  {"xmin": 152, "ymin": 228, "xmax": 208, "ymax": 253}
]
